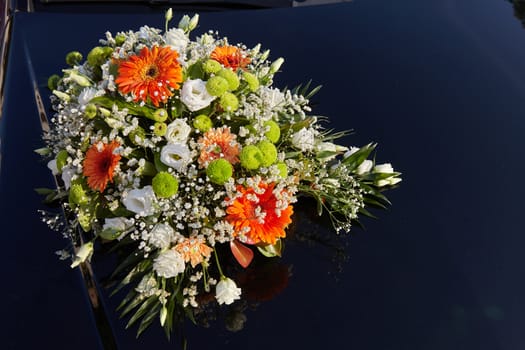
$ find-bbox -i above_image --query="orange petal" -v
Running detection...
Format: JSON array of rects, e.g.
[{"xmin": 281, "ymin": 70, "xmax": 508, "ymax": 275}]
[{"xmin": 230, "ymin": 240, "xmax": 254, "ymax": 268}]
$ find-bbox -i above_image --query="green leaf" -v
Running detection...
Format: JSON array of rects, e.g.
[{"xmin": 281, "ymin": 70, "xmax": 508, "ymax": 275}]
[
  {"xmin": 342, "ymin": 143, "xmax": 376, "ymax": 171},
  {"xmin": 316, "ymin": 150, "xmax": 338, "ymax": 160},
  {"xmin": 111, "ymin": 249, "xmax": 144, "ymax": 280},
  {"xmin": 126, "ymin": 296, "xmax": 159, "ymax": 329},
  {"xmin": 90, "ymin": 96, "xmax": 156, "ymax": 120},
  {"xmin": 136, "ymin": 300, "xmax": 161, "ymax": 337},
  {"xmin": 257, "ymin": 239, "xmax": 283, "ymax": 257},
  {"xmin": 35, "ymin": 188, "xmax": 55, "ymax": 195},
  {"xmin": 117, "ymin": 289, "xmax": 138, "ymax": 310}
]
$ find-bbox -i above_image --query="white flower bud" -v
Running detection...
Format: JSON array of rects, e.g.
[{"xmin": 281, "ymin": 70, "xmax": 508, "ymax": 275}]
[
  {"xmin": 269, "ymin": 58, "xmax": 284, "ymax": 74},
  {"xmin": 356, "ymin": 160, "xmax": 373, "ymax": 175},
  {"xmin": 215, "ymin": 277, "xmax": 241, "ymax": 305},
  {"xmin": 189, "ymin": 14, "xmax": 199, "ymax": 31},
  {"xmin": 374, "ymin": 163, "xmax": 395, "ymax": 174},
  {"xmin": 165, "ymin": 8, "xmax": 173, "ymax": 22}
]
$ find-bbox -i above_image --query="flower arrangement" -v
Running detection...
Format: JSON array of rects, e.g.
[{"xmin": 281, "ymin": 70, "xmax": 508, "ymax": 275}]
[{"xmin": 38, "ymin": 11, "xmax": 401, "ymax": 338}]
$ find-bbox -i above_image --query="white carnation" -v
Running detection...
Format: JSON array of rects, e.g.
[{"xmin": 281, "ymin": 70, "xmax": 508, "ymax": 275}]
[
  {"xmin": 146, "ymin": 223, "xmax": 175, "ymax": 249},
  {"xmin": 153, "ymin": 250, "xmax": 185, "ymax": 278},
  {"xmin": 291, "ymin": 128, "xmax": 315, "ymax": 152},
  {"xmin": 180, "ymin": 79, "xmax": 215, "ymax": 112}
]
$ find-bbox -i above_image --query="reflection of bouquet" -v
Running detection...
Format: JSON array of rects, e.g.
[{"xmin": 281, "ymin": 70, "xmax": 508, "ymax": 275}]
[{"xmin": 38, "ymin": 11, "xmax": 401, "ymax": 337}]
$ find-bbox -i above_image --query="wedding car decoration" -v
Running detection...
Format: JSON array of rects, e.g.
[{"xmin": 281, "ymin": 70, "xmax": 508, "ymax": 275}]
[{"xmin": 37, "ymin": 10, "xmax": 401, "ymax": 337}]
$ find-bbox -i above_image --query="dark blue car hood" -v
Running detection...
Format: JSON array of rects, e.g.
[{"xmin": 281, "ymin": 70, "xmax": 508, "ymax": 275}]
[{"xmin": 3, "ymin": 0, "xmax": 525, "ymax": 349}]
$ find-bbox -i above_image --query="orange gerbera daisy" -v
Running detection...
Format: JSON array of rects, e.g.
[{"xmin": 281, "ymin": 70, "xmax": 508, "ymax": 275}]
[
  {"xmin": 174, "ymin": 237, "xmax": 213, "ymax": 268},
  {"xmin": 115, "ymin": 46, "xmax": 183, "ymax": 107},
  {"xmin": 198, "ymin": 126, "xmax": 240, "ymax": 167},
  {"xmin": 226, "ymin": 183, "xmax": 293, "ymax": 245},
  {"xmin": 83, "ymin": 141, "xmax": 121, "ymax": 192},
  {"xmin": 210, "ymin": 45, "xmax": 250, "ymax": 71}
]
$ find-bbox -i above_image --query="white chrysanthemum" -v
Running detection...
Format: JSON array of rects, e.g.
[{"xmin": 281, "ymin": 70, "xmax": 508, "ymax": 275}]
[
  {"xmin": 291, "ymin": 128, "xmax": 315, "ymax": 152},
  {"xmin": 165, "ymin": 119, "xmax": 191, "ymax": 144},
  {"xmin": 122, "ymin": 186, "xmax": 157, "ymax": 216},
  {"xmin": 180, "ymin": 79, "xmax": 216, "ymax": 112},
  {"xmin": 215, "ymin": 277, "xmax": 241, "ymax": 305},
  {"xmin": 153, "ymin": 250, "xmax": 185, "ymax": 278},
  {"xmin": 77, "ymin": 87, "xmax": 103, "ymax": 107},
  {"xmin": 146, "ymin": 223, "xmax": 175, "ymax": 249},
  {"xmin": 160, "ymin": 143, "xmax": 191, "ymax": 172}
]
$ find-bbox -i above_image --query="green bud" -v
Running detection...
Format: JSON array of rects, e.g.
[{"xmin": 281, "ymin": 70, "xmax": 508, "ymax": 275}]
[
  {"xmin": 67, "ymin": 70, "xmax": 91, "ymax": 87},
  {"xmin": 206, "ymin": 76, "xmax": 229, "ymax": 97},
  {"xmin": 56, "ymin": 150, "xmax": 69, "ymax": 171},
  {"xmin": 47, "ymin": 74, "xmax": 61, "ymax": 91},
  {"xmin": 264, "ymin": 120, "xmax": 280, "ymax": 143},
  {"xmin": 65, "ymin": 51, "xmax": 83, "ymax": 66},
  {"xmin": 219, "ymin": 92, "xmax": 239, "ymax": 112},
  {"xmin": 217, "ymin": 68, "xmax": 240, "ymax": 91},
  {"xmin": 99, "ymin": 107, "xmax": 111, "ymax": 118},
  {"xmin": 260, "ymin": 49, "xmax": 270, "ymax": 62},
  {"xmin": 152, "ymin": 108, "xmax": 168, "ymax": 122},
  {"xmin": 193, "ymin": 114, "xmax": 213, "ymax": 132},
  {"xmin": 203, "ymin": 59, "xmax": 221, "ymax": 74},
  {"xmin": 87, "ymin": 46, "xmax": 105, "ymax": 67},
  {"xmin": 153, "ymin": 122, "xmax": 167, "ymax": 136},
  {"xmin": 256, "ymin": 141, "xmax": 277, "ymax": 167},
  {"xmin": 128, "ymin": 126, "xmax": 146, "ymax": 145},
  {"xmin": 189, "ymin": 14, "xmax": 199, "ymax": 31},
  {"xmin": 242, "ymin": 71, "xmax": 259, "ymax": 92},
  {"xmin": 84, "ymin": 104, "xmax": 97, "ymax": 119},
  {"xmin": 115, "ymin": 34, "xmax": 126, "ymax": 46},
  {"xmin": 206, "ymin": 159, "xmax": 233, "ymax": 185},
  {"xmin": 152, "ymin": 172, "xmax": 179, "ymax": 198},
  {"xmin": 165, "ymin": 8, "xmax": 173, "ymax": 22},
  {"xmin": 69, "ymin": 183, "xmax": 88, "ymax": 206},
  {"xmin": 53, "ymin": 90, "xmax": 70, "ymax": 102},
  {"xmin": 240, "ymin": 145, "xmax": 263, "ymax": 170},
  {"xmin": 275, "ymin": 162, "xmax": 288, "ymax": 178}
]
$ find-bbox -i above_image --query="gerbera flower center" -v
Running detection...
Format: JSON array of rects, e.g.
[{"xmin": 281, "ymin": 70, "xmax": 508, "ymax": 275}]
[{"xmin": 145, "ymin": 65, "xmax": 159, "ymax": 79}]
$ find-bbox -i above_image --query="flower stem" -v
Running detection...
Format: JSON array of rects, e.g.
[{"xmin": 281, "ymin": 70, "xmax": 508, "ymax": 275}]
[{"xmin": 213, "ymin": 249, "xmax": 224, "ymax": 278}]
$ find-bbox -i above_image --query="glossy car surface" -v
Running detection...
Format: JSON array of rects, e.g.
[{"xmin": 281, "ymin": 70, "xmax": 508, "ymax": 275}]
[{"xmin": 2, "ymin": 0, "xmax": 525, "ymax": 349}]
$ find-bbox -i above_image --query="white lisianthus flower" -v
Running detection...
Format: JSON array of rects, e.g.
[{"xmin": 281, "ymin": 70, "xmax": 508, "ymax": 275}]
[
  {"xmin": 146, "ymin": 223, "xmax": 175, "ymax": 249},
  {"xmin": 165, "ymin": 28, "xmax": 189, "ymax": 58},
  {"xmin": 291, "ymin": 128, "xmax": 315, "ymax": 152},
  {"xmin": 153, "ymin": 250, "xmax": 185, "ymax": 278},
  {"xmin": 376, "ymin": 177, "xmax": 402, "ymax": 187},
  {"xmin": 61, "ymin": 166, "xmax": 76, "ymax": 190},
  {"xmin": 356, "ymin": 160, "xmax": 373, "ymax": 175},
  {"xmin": 70, "ymin": 242, "xmax": 94, "ymax": 268},
  {"xmin": 180, "ymin": 79, "xmax": 215, "ymax": 112},
  {"xmin": 160, "ymin": 143, "xmax": 191, "ymax": 172},
  {"xmin": 122, "ymin": 186, "xmax": 157, "ymax": 216},
  {"xmin": 47, "ymin": 159, "xmax": 59, "ymax": 175},
  {"xmin": 344, "ymin": 146, "xmax": 360, "ymax": 158},
  {"xmin": 165, "ymin": 119, "xmax": 191, "ymax": 144},
  {"xmin": 215, "ymin": 277, "xmax": 241, "ymax": 305}
]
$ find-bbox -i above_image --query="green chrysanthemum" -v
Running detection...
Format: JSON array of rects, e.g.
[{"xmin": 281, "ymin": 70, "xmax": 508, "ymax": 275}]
[
  {"xmin": 203, "ymin": 59, "xmax": 221, "ymax": 74},
  {"xmin": 264, "ymin": 120, "xmax": 280, "ymax": 143},
  {"xmin": 217, "ymin": 68, "xmax": 240, "ymax": 91},
  {"xmin": 47, "ymin": 74, "xmax": 60, "ymax": 91},
  {"xmin": 206, "ymin": 159, "xmax": 233, "ymax": 185},
  {"xmin": 152, "ymin": 172, "xmax": 179, "ymax": 198},
  {"xmin": 206, "ymin": 76, "xmax": 229, "ymax": 96},
  {"xmin": 240, "ymin": 145, "xmax": 263, "ymax": 170},
  {"xmin": 219, "ymin": 92, "xmax": 239, "ymax": 111},
  {"xmin": 275, "ymin": 162, "xmax": 288, "ymax": 178},
  {"xmin": 66, "ymin": 51, "xmax": 83, "ymax": 66},
  {"xmin": 257, "ymin": 141, "xmax": 277, "ymax": 167},
  {"xmin": 128, "ymin": 126, "xmax": 146, "ymax": 145},
  {"xmin": 193, "ymin": 114, "xmax": 213, "ymax": 132}
]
